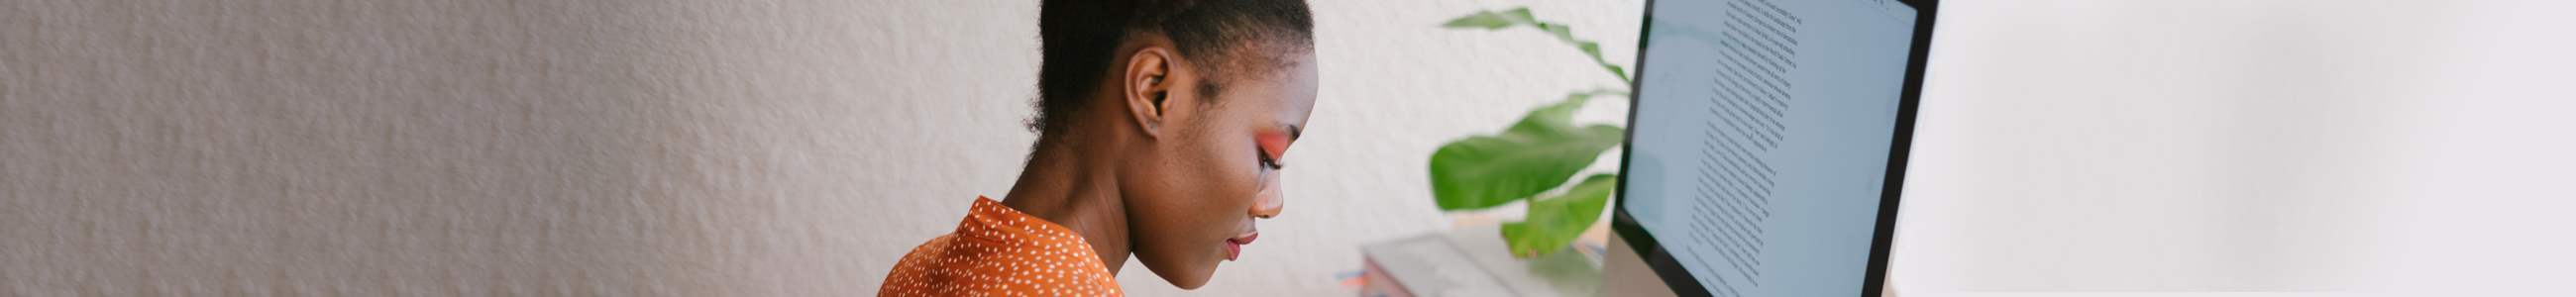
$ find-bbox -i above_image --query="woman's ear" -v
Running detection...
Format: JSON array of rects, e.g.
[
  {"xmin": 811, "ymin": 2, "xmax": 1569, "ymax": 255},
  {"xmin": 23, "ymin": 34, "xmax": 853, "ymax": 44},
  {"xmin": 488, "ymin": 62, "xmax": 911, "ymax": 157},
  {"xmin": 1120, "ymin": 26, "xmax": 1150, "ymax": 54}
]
[{"xmin": 1124, "ymin": 47, "xmax": 1176, "ymax": 139}]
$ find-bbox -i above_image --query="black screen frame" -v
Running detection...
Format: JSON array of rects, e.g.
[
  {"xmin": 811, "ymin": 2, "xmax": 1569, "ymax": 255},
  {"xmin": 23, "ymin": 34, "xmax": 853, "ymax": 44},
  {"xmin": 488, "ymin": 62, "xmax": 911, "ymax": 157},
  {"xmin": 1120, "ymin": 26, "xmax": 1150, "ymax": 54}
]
[{"xmin": 1607, "ymin": 0, "xmax": 1938, "ymax": 296}]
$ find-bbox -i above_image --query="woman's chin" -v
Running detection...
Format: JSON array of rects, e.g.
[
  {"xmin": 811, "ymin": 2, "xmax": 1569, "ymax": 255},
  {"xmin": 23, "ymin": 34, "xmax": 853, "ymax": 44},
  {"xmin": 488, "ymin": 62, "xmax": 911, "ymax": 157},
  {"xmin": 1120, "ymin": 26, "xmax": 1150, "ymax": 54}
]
[
  {"xmin": 1140, "ymin": 255, "xmax": 1225, "ymax": 290},
  {"xmin": 1158, "ymin": 269, "xmax": 1216, "ymax": 290}
]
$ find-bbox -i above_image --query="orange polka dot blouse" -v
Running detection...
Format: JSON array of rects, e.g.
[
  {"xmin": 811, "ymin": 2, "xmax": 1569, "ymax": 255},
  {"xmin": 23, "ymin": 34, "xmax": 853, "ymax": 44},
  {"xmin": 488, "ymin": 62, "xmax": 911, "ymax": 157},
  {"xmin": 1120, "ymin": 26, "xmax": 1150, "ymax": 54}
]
[{"xmin": 879, "ymin": 196, "xmax": 1123, "ymax": 296}]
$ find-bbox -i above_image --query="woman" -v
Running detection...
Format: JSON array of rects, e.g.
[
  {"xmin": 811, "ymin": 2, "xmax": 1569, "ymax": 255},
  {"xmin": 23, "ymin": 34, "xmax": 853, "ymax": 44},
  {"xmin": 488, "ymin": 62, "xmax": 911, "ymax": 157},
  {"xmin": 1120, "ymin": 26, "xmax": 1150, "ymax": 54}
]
[{"xmin": 877, "ymin": 0, "xmax": 1316, "ymax": 295}]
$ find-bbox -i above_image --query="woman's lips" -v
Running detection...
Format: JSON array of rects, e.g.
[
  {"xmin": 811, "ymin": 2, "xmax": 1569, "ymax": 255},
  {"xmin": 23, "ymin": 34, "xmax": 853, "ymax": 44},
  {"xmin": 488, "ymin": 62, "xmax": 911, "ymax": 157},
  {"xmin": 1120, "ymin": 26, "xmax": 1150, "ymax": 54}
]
[{"xmin": 1225, "ymin": 232, "xmax": 1259, "ymax": 261}]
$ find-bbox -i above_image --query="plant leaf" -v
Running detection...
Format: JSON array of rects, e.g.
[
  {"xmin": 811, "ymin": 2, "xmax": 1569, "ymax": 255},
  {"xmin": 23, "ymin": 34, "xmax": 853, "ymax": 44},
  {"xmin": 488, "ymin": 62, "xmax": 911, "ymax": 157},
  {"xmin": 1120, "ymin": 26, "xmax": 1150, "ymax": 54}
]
[
  {"xmin": 1503, "ymin": 173, "xmax": 1619, "ymax": 257},
  {"xmin": 1439, "ymin": 7, "xmax": 1633, "ymax": 83},
  {"xmin": 1430, "ymin": 95, "xmax": 1626, "ymax": 211},
  {"xmin": 1438, "ymin": 8, "xmax": 1527, "ymax": 29},
  {"xmin": 1504, "ymin": 93, "xmax": 1589, "ymax": 137},
  {"xmin": 1569, "ymin": 88, "xmax": 1630, "ymax": 101}
]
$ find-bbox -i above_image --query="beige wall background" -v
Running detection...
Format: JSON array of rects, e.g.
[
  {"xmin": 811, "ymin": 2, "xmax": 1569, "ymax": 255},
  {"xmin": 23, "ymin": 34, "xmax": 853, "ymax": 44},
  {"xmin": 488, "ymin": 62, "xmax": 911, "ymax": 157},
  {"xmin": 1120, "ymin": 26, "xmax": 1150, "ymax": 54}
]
[{"xmin": 1, "ymin": 0, "xmax": 1640, "ymax": 295}]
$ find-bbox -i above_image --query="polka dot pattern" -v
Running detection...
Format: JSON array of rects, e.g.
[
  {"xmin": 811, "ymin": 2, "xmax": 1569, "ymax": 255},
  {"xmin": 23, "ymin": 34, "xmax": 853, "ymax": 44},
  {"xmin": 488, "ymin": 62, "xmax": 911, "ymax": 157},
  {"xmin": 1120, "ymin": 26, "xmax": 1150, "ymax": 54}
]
[{"xmin": 879, "ymin": 196, "xmax": 1124, "ymax": 296}]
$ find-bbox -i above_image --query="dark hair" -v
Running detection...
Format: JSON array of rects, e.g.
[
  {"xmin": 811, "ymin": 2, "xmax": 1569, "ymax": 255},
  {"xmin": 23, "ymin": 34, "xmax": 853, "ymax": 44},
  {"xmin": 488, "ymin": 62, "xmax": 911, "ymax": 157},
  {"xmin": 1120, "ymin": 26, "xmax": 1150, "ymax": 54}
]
[{"xmin": 1031, "ymin": 0, "xmax": 1315, "ymax": 136}]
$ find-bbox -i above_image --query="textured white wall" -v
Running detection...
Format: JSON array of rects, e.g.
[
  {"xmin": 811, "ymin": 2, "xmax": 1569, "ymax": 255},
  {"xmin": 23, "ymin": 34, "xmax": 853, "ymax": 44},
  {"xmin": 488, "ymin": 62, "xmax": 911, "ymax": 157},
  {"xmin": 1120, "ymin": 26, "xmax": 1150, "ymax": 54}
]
[
  {"xmin": 1890, "ymin": 0, "xmax": 2576, "ymax": 295},
  {"xmin": 0, "ymin": 0, "xmax": 1640, "ymax": 295}
]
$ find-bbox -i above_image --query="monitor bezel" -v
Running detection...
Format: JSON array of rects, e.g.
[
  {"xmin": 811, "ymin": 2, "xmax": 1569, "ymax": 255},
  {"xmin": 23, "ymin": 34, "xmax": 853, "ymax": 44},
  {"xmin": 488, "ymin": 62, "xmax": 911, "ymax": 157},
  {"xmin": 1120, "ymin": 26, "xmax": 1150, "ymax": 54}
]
[{"xmin": 1607, "ymin": 0, "xmax": 1938, "ymax": 296}]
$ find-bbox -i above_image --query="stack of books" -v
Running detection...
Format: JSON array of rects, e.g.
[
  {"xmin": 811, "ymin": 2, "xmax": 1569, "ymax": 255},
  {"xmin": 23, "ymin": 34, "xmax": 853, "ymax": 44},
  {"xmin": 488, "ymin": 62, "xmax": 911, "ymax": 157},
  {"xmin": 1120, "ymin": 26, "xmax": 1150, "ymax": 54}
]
[{"xmin": 1357, "ymin": 225, "xmax": 1605, "ymax": 297}]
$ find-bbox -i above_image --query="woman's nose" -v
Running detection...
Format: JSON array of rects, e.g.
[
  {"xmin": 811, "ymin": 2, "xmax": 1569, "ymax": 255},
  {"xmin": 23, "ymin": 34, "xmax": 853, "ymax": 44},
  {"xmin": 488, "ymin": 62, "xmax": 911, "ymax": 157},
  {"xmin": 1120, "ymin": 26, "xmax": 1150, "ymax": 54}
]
[{"xmin": 1251, "ymin": 174, "xmax": 1284, "ymax": 219}]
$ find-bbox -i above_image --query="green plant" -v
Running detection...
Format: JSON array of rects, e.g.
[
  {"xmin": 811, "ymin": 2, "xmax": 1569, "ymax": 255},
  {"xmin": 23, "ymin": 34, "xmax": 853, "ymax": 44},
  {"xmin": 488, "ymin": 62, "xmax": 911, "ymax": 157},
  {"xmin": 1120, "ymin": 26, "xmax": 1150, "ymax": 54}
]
[{"xmin": 1432, "ymin": 7, "xmax": 1632, "ymax": 258}]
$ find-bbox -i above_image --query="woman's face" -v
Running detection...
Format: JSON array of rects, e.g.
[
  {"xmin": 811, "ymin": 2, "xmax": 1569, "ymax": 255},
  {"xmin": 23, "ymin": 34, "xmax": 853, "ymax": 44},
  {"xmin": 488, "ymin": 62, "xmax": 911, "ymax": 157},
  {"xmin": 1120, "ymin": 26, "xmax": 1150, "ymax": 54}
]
[{"xmin": 1118, "ymin": 51, "xmax": 1316, "ymax": 289}]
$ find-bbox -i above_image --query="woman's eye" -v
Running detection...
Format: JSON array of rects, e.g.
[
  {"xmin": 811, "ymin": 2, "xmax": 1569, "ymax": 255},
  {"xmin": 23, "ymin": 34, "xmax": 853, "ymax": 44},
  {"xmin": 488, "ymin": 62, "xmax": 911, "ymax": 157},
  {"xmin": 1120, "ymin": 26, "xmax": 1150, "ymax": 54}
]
[
  {"xmin": 1254, "ymin": 131, "xmax": 1293, "ymax": 172},
  {"xmin": 1256, "ymin": 149, "xmax": 1283, "ymax": 170}
]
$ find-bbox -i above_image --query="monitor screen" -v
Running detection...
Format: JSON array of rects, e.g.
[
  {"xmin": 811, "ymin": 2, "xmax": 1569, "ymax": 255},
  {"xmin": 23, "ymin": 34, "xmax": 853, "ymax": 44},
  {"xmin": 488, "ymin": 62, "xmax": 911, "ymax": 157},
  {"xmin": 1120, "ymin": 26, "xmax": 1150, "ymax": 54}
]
[{"xmin": 1614, "ymin": 0, "xmax": 1930, "ymax": 296}]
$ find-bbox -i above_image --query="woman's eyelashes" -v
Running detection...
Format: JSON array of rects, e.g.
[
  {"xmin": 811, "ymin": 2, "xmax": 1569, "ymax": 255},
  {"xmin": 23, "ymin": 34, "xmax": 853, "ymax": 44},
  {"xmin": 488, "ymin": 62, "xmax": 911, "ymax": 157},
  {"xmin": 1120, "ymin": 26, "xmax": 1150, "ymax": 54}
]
[{"xmin": 1256, "ymin": 148, "xmax": 1283, "ymax": 171}]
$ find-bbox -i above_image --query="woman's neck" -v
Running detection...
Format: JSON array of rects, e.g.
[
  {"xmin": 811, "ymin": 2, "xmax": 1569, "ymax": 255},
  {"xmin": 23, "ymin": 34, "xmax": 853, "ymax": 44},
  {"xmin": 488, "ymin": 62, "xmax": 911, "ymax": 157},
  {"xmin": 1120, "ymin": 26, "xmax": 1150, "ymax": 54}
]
[{"xmin": 999, "ymin": 140, "xmax": 1132, "ymax": 273}]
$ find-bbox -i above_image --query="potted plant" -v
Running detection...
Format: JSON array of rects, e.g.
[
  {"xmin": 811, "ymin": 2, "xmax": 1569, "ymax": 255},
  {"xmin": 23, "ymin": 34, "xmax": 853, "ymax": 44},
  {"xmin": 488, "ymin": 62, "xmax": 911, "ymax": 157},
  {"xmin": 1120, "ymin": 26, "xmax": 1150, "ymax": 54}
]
[{"xmin": 1431, "ymin": 7, "xmax": 1633, "ymax": 258}]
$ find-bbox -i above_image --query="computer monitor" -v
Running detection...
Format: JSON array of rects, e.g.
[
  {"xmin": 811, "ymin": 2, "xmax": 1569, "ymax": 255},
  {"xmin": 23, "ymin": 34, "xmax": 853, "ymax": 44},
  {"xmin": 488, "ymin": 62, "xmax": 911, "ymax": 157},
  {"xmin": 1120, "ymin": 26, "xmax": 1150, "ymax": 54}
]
[{"xmin": 1609, "ymin": 0, "xmax": 1937, "ymax": 296}]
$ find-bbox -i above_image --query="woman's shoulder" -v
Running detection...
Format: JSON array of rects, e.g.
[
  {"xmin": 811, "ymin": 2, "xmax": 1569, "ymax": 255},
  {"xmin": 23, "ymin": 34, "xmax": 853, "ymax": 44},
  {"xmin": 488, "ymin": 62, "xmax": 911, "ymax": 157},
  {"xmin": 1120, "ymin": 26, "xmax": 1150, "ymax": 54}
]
[
  {"xmin": 878, "ymin": 234, "xmax": 959, "ymax": 295},
  {"xmin": 880, "ymin": 231, "xmax": 1127, "ymax": 295}
]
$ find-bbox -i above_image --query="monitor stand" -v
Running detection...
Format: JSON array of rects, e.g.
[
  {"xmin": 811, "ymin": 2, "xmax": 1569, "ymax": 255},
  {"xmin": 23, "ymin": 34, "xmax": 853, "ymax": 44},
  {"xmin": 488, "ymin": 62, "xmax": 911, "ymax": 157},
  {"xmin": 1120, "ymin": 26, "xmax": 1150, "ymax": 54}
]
[{"xmin": 1600, "ymin": 232, "xmax": 1680, "ymax": 297}]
